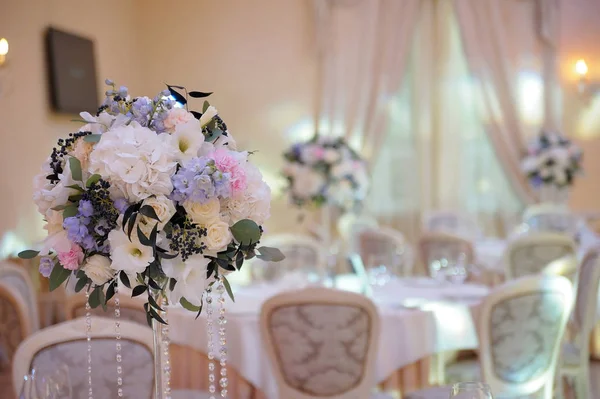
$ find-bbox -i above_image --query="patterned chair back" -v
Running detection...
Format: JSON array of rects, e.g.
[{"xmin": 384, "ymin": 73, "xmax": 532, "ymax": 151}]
[
  {"xmin": 504, "ymin": 233, "xmax": 576, "ymax": 280},
  {"xmin": 0, "ymin": 261, "xmax": 39, "ymax": 332},
  {"xmin": 0, "ymin": 281, "xmax": 31, "ymax": 372},
  {"xmin": 523, "ymin": 204, "xmax": 581, "ymax": 235},
  {"xmin": 571, "ymin": 248, "xmax": 600, "ymax": 361},
  {"xmin": 13, "ymin": 317, "xmax": 154, "ymax": 398},
  {"xmin": 355, "ymin": 227, "xmax": 409, "ymax": 276},
  {"xmin": 418, "ymin": 232, "xmax": 474, "ymax": 277},
  {"xmin": 422, "ymin": 210, "xmax": 483, "ymax": 239},
  {"xmin": 250, "ymin": 234, "xmax": 327, "ymax": 282},
  {"xmin": 478, "ymin": 275, "xmax": 573, "ymax": 399},
  {"xmin": 260, "ymin": 288, "xmax": 380, "ymax": 399},
  {"xmin": 64, "ymin": 294, "xmax": 148, "ymax": 326}
]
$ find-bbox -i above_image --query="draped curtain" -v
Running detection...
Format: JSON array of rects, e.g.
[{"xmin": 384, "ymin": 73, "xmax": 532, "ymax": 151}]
[{"xmin": 313, "ymin": 0, "xmax": 559, "ymax": 240}]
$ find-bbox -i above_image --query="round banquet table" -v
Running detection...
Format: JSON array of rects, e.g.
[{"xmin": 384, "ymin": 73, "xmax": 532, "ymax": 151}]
[{"xmin": 167, "ymin": 276, "xmax": 489, "ymax": 399}]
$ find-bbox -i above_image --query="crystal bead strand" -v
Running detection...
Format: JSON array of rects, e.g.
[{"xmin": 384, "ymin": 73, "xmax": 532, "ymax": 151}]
[
  {"xmin": 206, "ymin": 286, "xmax": 216, "ymax": 399},
  {"xmin": 217, "ymin": 278, "xmax": 228, "ymax": 398},
  {"xmin": 161, "ymin": 296, "xmax": 172, "ymax": 399},
  {"xmin": 115, "ymin": 281, "xmax": 123, "ymax": 397},
  {"xmin": 85, "ymin": 290, "xmax": 94, "ymax": 399}
]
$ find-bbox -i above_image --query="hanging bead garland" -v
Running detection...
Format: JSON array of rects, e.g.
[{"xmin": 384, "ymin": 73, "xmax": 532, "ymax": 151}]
[
  {"xmin": 85, "ymin": 290, "xmax": 94, "ymax": 399},
  {"xmin": 115, "ymin": 281, "xmax": 123, "ymax": 397}
]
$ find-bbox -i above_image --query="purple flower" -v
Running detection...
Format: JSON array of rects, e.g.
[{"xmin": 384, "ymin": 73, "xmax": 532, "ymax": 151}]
[
  {"xmin": 78, "ymin": 200, "xmax": 94, "ymax": 218},
  {"xmin": 81, "ymin": 235, "xmax": 97, "ymax": 251},
  {"xmin": 39, "ymin": 257, "xmax": 54, "ymax": 278},
  {"xmin": 63, "ymin": 216, "xmax": 90, "ymax": 243},
  {"xmin": 113, "ymin": 198, "xmax": 129, "ymax": 213}
]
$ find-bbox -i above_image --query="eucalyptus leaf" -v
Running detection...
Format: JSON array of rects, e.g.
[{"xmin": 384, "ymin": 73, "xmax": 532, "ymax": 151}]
[
  {"xmin": 257, "ymin": 246, "xmax": 286, "ymax": 262},
  {"xmin": 180, "ymin": 297, "xmax": 201, "ymax": 312},
  {"xmin": 205, "ymin": 128, "xmax": 223, "ymax": 142},
  {"xmin": 230, "ymin": 219, "xmax": 261, "ymax": 245},
  {"xmin": 51, "ymin": 205, "xmax": 68, "ymax": 211},
  {"xmin": 235, "ymin": 251, "xmax": 244, "ymax": 269},
  {"xmin": 65, "ymin": 184, "xmax": 84, "ymax": 192},
  {"xmin": 18, "ymin": 250, "xmax": 39, "ymax": 259},
  {"xmin": 63, "ymin": 205, "xmax": 78, "ymax": 219},
  {"xmin": 49, "ymin": 263, "xmax": 71, "ymax": 291},
  {"xmin": 88, "ymin": 287, "xmax": 101, "ymax": 309},
  {"xmin": 86, "ymin": 174, "xmax": 102, "ymax": 188},
  {"xmin": 74, "ymin": 276, "xmax": 88, "ymax": 293},
  {"xmin": 202, "ymin": 101, "xmax": 210, "ymax": 112},
  {"xmin": 83, "ymin": 134, "xmax": 102, "ymax": 143},
  {"xmin": 222, "ymin": 276, "xmax": 235, "ymax": 303},
  {"xmin": 68, "ymin": 157, "xmax": 83, "ymax": 181}
]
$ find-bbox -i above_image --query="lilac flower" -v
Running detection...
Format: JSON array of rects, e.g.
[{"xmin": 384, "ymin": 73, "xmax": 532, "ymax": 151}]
[
  {"xmin": 81, "ymin": 235, "xmax": 97, "ymax": 251},
  {"xmin": 39, "ymin": 256, "xmax": 54, "ymax": 278},
  {"xmin": 63, "ymin": 216, "xmax": 90, "ymax": 243},
  {"xmin": 171, "ymin": 156, "xmax": 233, "ymax": 204},
  {"xmin": 78, "ymin": 200, "xmax": 94, "ymax": 218},
  {"xmin": 113, "ymin": 198, "xmax": 129, "ymax": 213}
]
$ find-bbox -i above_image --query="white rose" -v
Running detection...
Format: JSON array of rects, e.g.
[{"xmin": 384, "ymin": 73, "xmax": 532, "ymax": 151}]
[
  {"xmin": 223, "ymin": 196, "xmax": 251, "ymax": 225},
  {"xmin": 44, "ymin": 209, "xmax": 64, "ymax": 236},
  {"xmin": 83, "ymin": 255, "xmax": 114, "ymax": 285},
  {"xmin": 205, "ymin": 221, "xmax": 232, "ymax": 252},
  {"xmin": 169, "ymin": 119, "xmax": 205, "ymax": 164},
  {"xmin": 163, "ymin": 108, "xmax": 196, "ymax": 134},
  {"xmin": 184, "ymin": 198, "xmax": 221, "ymax": 226},
  {"xmin": 292, "ymin": 166, "xmax": 325, "ymax": 198},
  {"xmin": 200, "ymin": 106, "xmax": 218, "ymax": 127},
  {"xmin": 162, "ymin": 254, "xmax": 209, "ymax": 306},
  {"xmin": 108, "ymin": 228, "xmax": 154, "ymax": 274},
  {"xmin": 138, "ymin": 195, "xmax": 176, "ymax": 235}
]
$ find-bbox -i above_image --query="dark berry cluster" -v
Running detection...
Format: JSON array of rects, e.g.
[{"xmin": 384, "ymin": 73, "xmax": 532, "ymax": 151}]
[
  {"xmin": 82, "ymin": 179, "xmax": 119, "ymax": 245},
  {"xmin": 202, "ymin": 115, "xmax": 228, "ymax": 137},
  {"xmin": 47, "ymin": 131, "xmax": 92, "ymax": 183},
  {"xmin": 167, "ymin": 223, "xmax": 208, "ymax": 261}
]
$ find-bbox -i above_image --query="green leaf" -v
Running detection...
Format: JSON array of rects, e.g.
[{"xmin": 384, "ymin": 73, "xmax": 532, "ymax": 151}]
[
  {"xmin": 169, "ymin": 278, "xmax": 177, "ymax": 291},
  {"xmin": 149, "ymin": 307, "xmax": 167, "ymax": 324},
  {"xmin": 137, "ymin": 225, "xmax": 152, "ymax": 247},
  {"xmin": 75, "ymin": 276, "xmax": 89, "ymax": 293},
  {"xmin": 68, "ymin": 157, "xmax": 83, "ymax": 181},
  {"xmin": 83, "ymin": 134, "xmax": 102, "ymax": 143},
  {"xmin": 88, "ymin": 287, "xmax": 101, "ymax": 309},
  {"xmin": 18, "ymin": 250, "xmax": 39, "ymax": 259},
  {"xmin": 99, "ymin": 286, "xmax": 107, "ymax": 311},
  {"xmin": 63, "ymin": 205, "xmax": 78, "ymax": 218},
  {"xmin": 139, "ymin": 205, "xmax": 160, "ymax": 221},
  {"xmin": 148, "ymin": 294, "xmax": 164, "ymax": 312},
  {"xmin": 230, "ymin": 219, "xmax": 261, "ymax": 245},
  {"xmin": 180, "ymin": 297, "xmax": 201, "ymax": 312},
  {"xmin": 202, "ymin": 100, "xmax": 210, "ymax": 112},
  {"xmin": 235, "ymin": 251, "xmax": 244, "ymax": 269},
  {"xmin": 127, "ymin": 215, "xmax": 136, "ymax": 240},
  {"xmin": 195, "ymin": 301, "xmax": 204, "ymax": 320},
  {"xmin": 256, "ymin": 246, "xmax": 286, "ymax": 262},
  {"xmin": 205, "ymin": 128, "xmax": 223, "ymax": 142},
  {"xmin": 68, "ymin": 194, "xmax": 82, "ymax": 202},
  {"xmin": 51, "ymin": 205, "xmax": 68, "ymax": 211},
  {"xmin": 188, "ymin": 91, "xmax": 213, "ymax": 98},
  {"xmin": 221, "ymin": 277, "xmax": 235, "ymax": 303},
  {"xmin": 49, "ymin": 263, "xmax": 71, "ymax": 291},
  {"xmin": 132, "ymin": 285, "xmax": 147, "ymax": 297},
  {"xmin": 86, "ymin": 174, "xmax": 102, "ymax": 188},
  {"xmin": 65, "ymin": 184, "xmax": 84, "ymax": 192},
  {"xmin": 105, "ymin": 281, "xmax": 116, "ymax": 302},
  {"xmin": 120, "ymin": 271, "xmax": 131, "ymax": 289}
]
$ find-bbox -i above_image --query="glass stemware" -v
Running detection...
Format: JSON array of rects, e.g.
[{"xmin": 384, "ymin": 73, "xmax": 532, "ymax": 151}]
[
  {"xmin": 33, "ymin": 364, "xmax": 72, "ymax": 399},
  {"xmin": 449, "ymin": 382, "xmax": 493, "ymax": 399},
  {"xmin": 367, "ymin": 254, "xmax": 393, "ymax": 287}
]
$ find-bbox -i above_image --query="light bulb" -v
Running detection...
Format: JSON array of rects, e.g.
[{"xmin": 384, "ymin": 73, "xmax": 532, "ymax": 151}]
[
  {"xmin": 0, "ymin": 38, "xmax": 8, "ymax": 56},
  {"xmin": 575, "ymin": 59, "xmax": 588, "ymax": 77}
]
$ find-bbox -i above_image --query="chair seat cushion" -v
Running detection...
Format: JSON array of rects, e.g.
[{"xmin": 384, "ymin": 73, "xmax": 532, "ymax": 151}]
[
  {"xmin": 405, "ymin": 386, "xmax": 543, "ymax": 399},
  {"xmin": 445, "ymin": 359, "xmax": 481, "ymax": 384}
]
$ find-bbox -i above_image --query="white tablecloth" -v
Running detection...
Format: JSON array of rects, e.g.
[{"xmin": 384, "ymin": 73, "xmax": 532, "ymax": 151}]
[{"xmin": 168, "ymin": 277, "xmax": 488, "ymax": 399}]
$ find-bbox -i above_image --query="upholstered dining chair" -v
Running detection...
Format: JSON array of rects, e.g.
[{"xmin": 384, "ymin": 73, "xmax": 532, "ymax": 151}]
[
  {"xmin": 523, "ymin": 204, "xmax": 581, "ymax": 235},
  {"xmin": 13, "ymin": 317, "xmax": 154, "ymax": 398},
  {"xmin": 260, "ymin": 287, "xmax": 391, "ymax": 399},
  {"xmin": 418, "ymin": 232, "xmax": 475, "ymax": 277},
  {"xmin": 351, "ymin": 226, "xmax": 412, "ymax": 277},
  {"xmin": 250, "ymin": 234, "xmax": 328, "ymax": 282},
  {"xmin": 0, "ymin": 280, "xmax": 32, "ymax": 393},
  {"xmin": 64, "ymin": 292, "xmax": 148, "ymax": 325},
  {"xmin": 504, "ymin": 233, "xmax": 577, "ymax": 280},
  {"xmin": 337, "ymin": 212, "xmax": 379, "ymax": 242},
  {"xmin": 559, "ymin": 248, "xmax": 600, "ymax": 399},
  {"xmin": 0, "ymin": 260, "xmax": 39, "ymax": 332},
  {"xmin": 422, "ymin": 210, "xmax": 483, "ymax": 240},
  {"xmin": 407, "ymin": 275, "xmax": 574, "ymax": 399}
]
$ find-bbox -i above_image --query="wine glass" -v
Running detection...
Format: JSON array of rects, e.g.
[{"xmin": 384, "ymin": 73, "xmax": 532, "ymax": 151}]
[
  {"xmin": 18, "ymin": 374, "xmax": 34, "ymax": 399},
  {"xmin": 367, "ymin": 254, "xmax": 392, "ymax": 287},
  {"xmin": 449, "ymin": 382, "xmax": 493, "ymax": 399},
  {"xmin": 33, "ymin": 364, "xmax": 72, "ymax": 398},
  {"xmin": 446, "ymin": 253, "xmax": 469, "ymax": 285}
]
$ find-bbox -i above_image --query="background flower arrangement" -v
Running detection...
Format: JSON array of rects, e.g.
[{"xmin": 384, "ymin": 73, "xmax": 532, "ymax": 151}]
[
  {"xmin": 282, "ymin": 135, "xmax": 369, "ymax": 212},
  {"xmin": 522, "ymin": 130, "xmax": 583, "ymax": 189},
  {"xmin": 20, "ymin": 80, "xmax": 283, "ymax": 323}
]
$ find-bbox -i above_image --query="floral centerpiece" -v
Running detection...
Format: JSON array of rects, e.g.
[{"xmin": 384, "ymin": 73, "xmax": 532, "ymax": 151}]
[
  {"xmin": 521, "ymin": 130, "xmax": 583, "ymax": 203},
  {"xmin": 19, "ymin": 80, "xmax": 283, "ymax": 323},
  {"xmin": 282, "ymin": 135, "xmax": 369, "ymax": 212}
]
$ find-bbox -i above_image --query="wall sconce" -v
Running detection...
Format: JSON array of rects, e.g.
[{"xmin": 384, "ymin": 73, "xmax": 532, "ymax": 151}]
[
  {"xmin": 0, "ymin": 38, "xmax": 8, "ymax": 67},
  {"xmin": 576, "ymin": 59, "xmax": 600, "ymax": 97}
]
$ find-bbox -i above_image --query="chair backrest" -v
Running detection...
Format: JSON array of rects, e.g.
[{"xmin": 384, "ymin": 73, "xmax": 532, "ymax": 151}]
[
  {"xmin": 504, "ymin": 233, "xmax": 577, "ymax": 280},
  {"xmin": 418, "ymin": 232, "xmax": 475, "ymax": 277},
  {"xmin": 422, "ymin": 210, "xmax": 483, "ymax": 239},
  {"xmin": 13, "ymin": 317, "xmax": 154, "ymax": 398},
  {"xmin": 353, "ymin": 226, "xmax": 409, "ymax": 276},
  {"xmin": 337, "ymin": 212, "xmax": 379, "ymax": 242},
  {"xmin": 571, "ymin": 247, "xmax": 600, "ymax": 363},
  {"xmin": 0, "ymin": 281, "xmax": 32, "ymax": 371},
  {"xmin": 251, "ymin": 234, "xmax": 327, "ymax": 282},
  {"xmin": 0, "ymin": 261, "xmax": 39, "ymax": 332},
  {"xmin": 523, "ymin": 204, "xmax": 581, "ymax": 235},
  {"xmin": 478, "ymin": 275, "xmax": 573, "ymax": 399},
  {"xmin": 64, "ymin": 292, "xmax": 148, "ymax": 326},
  {"xmin": 260, "ymin": 288, "xmax": 380, "ymax": 399}
]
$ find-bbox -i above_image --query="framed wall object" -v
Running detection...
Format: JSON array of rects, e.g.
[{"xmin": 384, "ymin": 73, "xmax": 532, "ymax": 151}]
[{"xmin": 46, "ymin": 27, "xmax": 98, "ymax": 114}]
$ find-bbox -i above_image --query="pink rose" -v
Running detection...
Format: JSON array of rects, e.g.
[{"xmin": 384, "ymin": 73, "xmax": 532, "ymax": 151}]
[
  {"xmin": 57, "ymin": 242, "xmax": 84, "ymax": 271},
  {"xmin": 313, "ymin": 147, "xmax": 325, "ymax": 159},
  {"xmin": 211, "ymin": 148, "xmax": 247, "ymax": 195}
]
